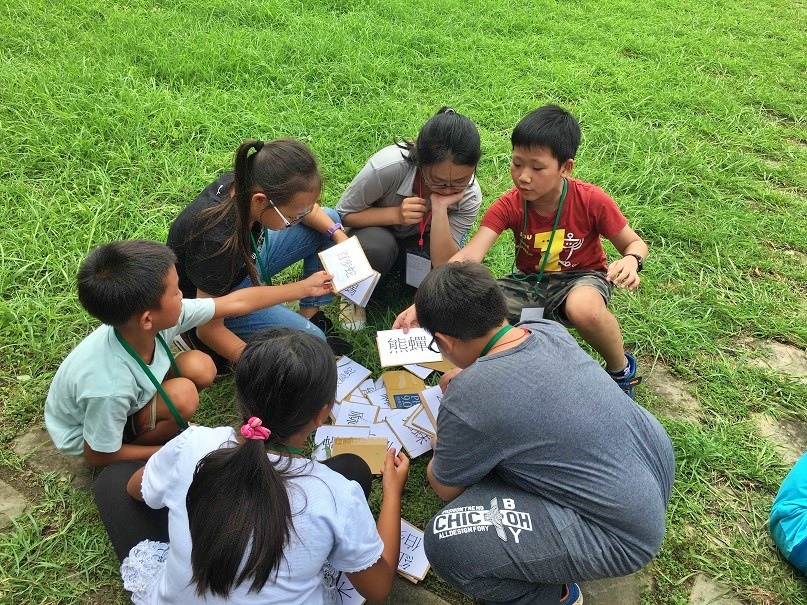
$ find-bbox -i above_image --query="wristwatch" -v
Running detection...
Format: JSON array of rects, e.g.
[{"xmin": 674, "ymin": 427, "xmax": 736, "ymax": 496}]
[
  {"xmin": 625, "ymin": 253, "xmax": 644, "ymax": 272},
  {"xmin": 326, "ymin": 222, "xmax": 344, "ymax": 240}
]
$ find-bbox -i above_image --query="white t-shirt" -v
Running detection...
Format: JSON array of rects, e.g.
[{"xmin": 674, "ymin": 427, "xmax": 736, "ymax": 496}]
[
  {"xmin": 139, "ymin": 426, "xmax": 383, "ymax": 604},
  {"xmin": 44, "ymin": 298, "xmax": 215, "ymax": 455}
]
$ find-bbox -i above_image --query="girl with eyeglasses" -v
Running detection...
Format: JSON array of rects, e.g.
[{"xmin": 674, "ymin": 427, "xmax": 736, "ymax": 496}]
[
  {"xmin": 168, "ymin": 139, "xmax": 351, "ymax": 368},
  {"xmin": 336, "ymin": 107, "xmax": 482, "ymax": 328}
]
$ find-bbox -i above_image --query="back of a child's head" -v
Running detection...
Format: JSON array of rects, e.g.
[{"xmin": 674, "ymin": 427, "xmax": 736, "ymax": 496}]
[
  {"xmin": 405, "ymin": 106, "xmax": 481, "ymax": 167},
  {"xmin": 232, "ymin": 138, "xmax": 322, "ymax": 209},
  {"xmin": 77, "ymin": 240, "xmax": 176, "ymax": 326},
  {"xmin": 186, "ymin": 328, "xmax": 336, "ymax": 597},
  {"xmin": 415, "ymin": 261, "xmax": 507, "ymax": 340},
  {"xmin": 511, "ymin": 104, "xmax": 581, "ymax": 164}
]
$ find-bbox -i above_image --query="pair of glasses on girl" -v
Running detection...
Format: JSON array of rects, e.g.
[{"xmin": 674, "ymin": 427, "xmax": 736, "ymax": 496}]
[{"xmin": 268, "ymin": 200, "xmax": 312, "ymax": 229}]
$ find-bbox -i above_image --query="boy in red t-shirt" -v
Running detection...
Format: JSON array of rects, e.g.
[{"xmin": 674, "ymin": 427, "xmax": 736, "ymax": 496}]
[{"xmin": 398, "ymin": 105, "xmax": 648, "ymax": 397}]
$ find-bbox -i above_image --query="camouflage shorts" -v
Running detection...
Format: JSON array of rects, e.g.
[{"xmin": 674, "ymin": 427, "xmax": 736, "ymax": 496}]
[{"xmin": 497, "ymin": 270, "xmax": 612, "ymax": 326}]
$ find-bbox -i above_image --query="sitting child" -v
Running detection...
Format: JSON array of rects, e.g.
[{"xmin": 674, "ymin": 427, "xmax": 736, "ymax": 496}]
[
  {"xmin": 45, "ymin": 240, "xmax": 333, "ymax": 467},
  {"xmin": 398, "ymin": 262, "xmax": 675, "ymax": 605},
  {"xmin": 93, "ymin": 328, "xmax": 410, "ymax": 603},
  {"xmin": 444, "ymin": 104, "xmax": 649, "ymax": 397}
]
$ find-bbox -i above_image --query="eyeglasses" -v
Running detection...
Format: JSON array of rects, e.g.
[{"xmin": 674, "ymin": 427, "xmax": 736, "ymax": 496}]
[
  {"xmin": 422, "ymin": 174, "xmax": 476, "ymax": 194},
  {"xmin": 427, "ymin": 336, "xmax": 440, "ymax": 353},
  {"xmin": 268, "ymin": 200, "xmax": 313, "ymax": 229}
]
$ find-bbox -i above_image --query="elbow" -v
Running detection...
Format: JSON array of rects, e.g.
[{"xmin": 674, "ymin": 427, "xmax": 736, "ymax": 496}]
[
  {"xmin": 341, "ymin": 212, "xmax": 358, "ymax": 228},
  {"xmin": 82, "ymin": 444, "xmax": 108, "ymax": 469}
]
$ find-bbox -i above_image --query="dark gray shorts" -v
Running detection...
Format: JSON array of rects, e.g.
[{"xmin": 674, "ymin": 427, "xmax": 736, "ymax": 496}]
[{"xmin": 498, "ymin": 270, "xmax": 612, "ymax": 326}]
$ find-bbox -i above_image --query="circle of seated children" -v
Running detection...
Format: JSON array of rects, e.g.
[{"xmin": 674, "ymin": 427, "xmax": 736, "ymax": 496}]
[
  {"xmin": 167, "ymin": 138, "xmax": 351, "ymax": 366},
  {"xmin": 335, "ymin": 106, "xmax": 483, "ymax": 330},
  {"xmin": 93, "ymin": 328, "xmax": 410, "ymax": 603}
]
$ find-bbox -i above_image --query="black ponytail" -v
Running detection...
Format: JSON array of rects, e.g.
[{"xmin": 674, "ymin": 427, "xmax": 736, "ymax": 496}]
[{"xmin": 186, "ymin": 328, "xmax": 337, "ymax": 597}]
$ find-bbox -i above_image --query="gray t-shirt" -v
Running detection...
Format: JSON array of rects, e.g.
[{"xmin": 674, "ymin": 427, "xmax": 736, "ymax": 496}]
[
  {"xmin": 432, "ymin": 320, "xmax": 674, "ymax": 552},
  {"xmin": 336, "ymin": 145, "xmax": 482, "ymax": 245}
]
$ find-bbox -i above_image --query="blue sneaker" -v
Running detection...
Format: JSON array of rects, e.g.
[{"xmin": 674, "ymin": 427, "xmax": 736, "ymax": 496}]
[
  {"xmin": 610, "ymin": 352, "xmax": 642, "ymax": 399},
  {"xmin": 560, "ymin": 582, "xmax": 583, "ymax": 604}
]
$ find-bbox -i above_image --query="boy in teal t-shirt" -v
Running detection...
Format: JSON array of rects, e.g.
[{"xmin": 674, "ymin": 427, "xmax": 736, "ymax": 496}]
[{"xmin": 45, "ymin": 240, "xmax": 334, "ymax": 467}]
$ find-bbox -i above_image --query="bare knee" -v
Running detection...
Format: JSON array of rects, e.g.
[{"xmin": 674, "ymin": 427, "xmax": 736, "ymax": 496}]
[
  {"xmin": 161, "ymin": 377, "xmax": 200, "ymax": 420},
  {"xmin": 564, "ymin": 288, "xmax": 608, "ymax": 331},
  {"xmin": 176, "ymin": 350, "xmax": 217, "ymax": 390}
]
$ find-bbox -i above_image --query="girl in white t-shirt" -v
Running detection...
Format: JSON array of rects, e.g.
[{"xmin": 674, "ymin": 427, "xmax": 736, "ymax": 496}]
[{"xmin": 94, "ymin": 328, "xmax": 409, "ymax": 604}]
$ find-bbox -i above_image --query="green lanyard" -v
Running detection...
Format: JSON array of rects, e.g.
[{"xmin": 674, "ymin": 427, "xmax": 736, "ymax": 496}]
[
  {"xmin": 249, "ymin": 228, "xmax": 272, "ymax": 285},
  {"xmin": 511, "ymin": 178, "xmax": 568, "ymax": 288},
  {"xmin": 268, "ymin": 444, "xmax": 305, "ymax": 457},
  {"xmin": 113, "ymin": 329, "xmax": 188, "ymax": 430},
  {"xmin": 479, "ymin": 324, "xmax": 514, "ymax": 357}
]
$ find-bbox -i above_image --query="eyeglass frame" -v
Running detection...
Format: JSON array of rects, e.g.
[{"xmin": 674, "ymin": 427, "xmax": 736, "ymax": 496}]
[
  {"xmin": 422, "ymin": 174, "xmax": 476, "ymax": 194},
  {"xmin": 268, "ymin": 200, "xmax": 313, "ymax": 229},
  {"xmin": 427, "ymin": 335, "xmax": 440, "ymax": 353}
]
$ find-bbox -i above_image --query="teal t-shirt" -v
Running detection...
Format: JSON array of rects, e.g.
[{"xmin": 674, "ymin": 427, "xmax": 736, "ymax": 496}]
[
  {"xmin": 770, "ymin": 452, "xmax": 807, "ymax": 573},
  {"xmin": 44, "ymin": 298, "xmax": 215, "ymax": 456}
]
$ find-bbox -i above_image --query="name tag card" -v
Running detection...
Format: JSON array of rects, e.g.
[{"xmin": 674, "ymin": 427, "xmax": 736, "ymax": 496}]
[{"xmin": 405, "ymin": 252, "xmax": 432, "ymax": 288}]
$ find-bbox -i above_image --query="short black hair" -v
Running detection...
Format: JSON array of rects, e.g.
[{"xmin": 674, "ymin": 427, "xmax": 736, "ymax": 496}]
[
  {"xmin": 511, "ymin": 104, "xmax": 581, "ymax": 164},
  {"xmin": 77, "ymin": 240, "xmax": 177, "ymax": 326},
  {"xmin": 415, "ymin": 262, "xmax": 507, "ymax": 340}
]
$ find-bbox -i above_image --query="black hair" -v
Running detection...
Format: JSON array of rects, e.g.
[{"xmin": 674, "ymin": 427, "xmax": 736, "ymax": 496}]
[
  {"xmin": 415, "ymin": 262, "xmax": 507, "ymax": 340},
  {"xmin": 185, "ymin": 328, "xmax": 337, "ymax": 597},
  {"xmin": 399, "ymin": 106, "xmax": 482, "ymax": 167},
  {"xmin": 195, "ymin": 138, "xmax": 322, "ymax": 287},
  {"xmin": 511, "ymin": 104, "xmax": 581, "ymax": 164},
  {"xmin": 76, "ymin": 240, "xmax": 177, "ymax": 326}
]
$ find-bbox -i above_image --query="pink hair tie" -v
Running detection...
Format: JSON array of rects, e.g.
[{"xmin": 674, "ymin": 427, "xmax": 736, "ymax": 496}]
[{"xmin": 240, "ymin": 416, "xmax": 271, "ymax": 441}]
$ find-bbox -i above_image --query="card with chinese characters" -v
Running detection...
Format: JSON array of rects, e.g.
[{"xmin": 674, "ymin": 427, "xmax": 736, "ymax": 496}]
[
  {"xmin": 335, "ymin": 356, "xmax": 372, "ymax": 402},
  {"xmin": 376, "ymin": 328, "xmax": 443, "ymax": 368},
  {"xmin": 335, "ymin": 401, "xmax": 378, "ymax": 427},
  {"xmin": 398, "ymin": 519, "xmax": 430, "ymax": 581},
  {"xmin": 385, "ymin": 406, "xmax": 432, "ymax": 458},
  {"xmin": 318, "ymin": 236, "xmax": 375, "ymax": 292}
]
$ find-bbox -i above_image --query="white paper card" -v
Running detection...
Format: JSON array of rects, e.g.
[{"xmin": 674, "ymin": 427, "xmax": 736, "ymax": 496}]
[
  {"xmin": 335, "ymin": 402, "xmax": 378, "ymax": 427},
  {"xmin": 403, "ymin": 364, "xmax": 433, "ymax": 379},
  {"xmin": 313, "ymin": 425, "xmax": 371, "ymax": 460},
  {"xmin": 376, "ymin": 406, "xmax": 407, "ymax": 423},
  {"xmin": 367, "ymin": 389, "xmax": 391, "ymax": 409},
  {"xmin": 410, "ymin": 406, "xmax": 435, "ymax": 436},
  {"xmin": 519, "ymin": 306, "xmax": 544, "ymax": 322},
  {"xmin": 376, "ymin": 328, "xmax": 443, "ymax": 368},
  {"xmin": 420, "ymin": 385, "xmax": 443, "ymax": 428},
  {"xmin": 340, "ymin": 270, "xmax": 380, "ymax": 307},
  {"xmin": 398, "ymin": 520, "xmax": 430, "ymax": 580},
  {"xmin": 359, "ymin": 378, "xmax": 379, "ymax": 396},
  {"xmin": 405, "ymin": 252, "xmax": 432, "ymax": 288},
  {"xmin": 385, "ymin": 409, "xmax": 433, "ymax": 458},
  {"xmin": 319, "ymin": 236, "xmax": 375, "ymax": 292},
  {"xmin": 336, "ymin": 357, "xmax": 372, "ymax": 402},
  {"xmin": 325, "ymin": 565, "xmax": 366, "ymax": 604}
]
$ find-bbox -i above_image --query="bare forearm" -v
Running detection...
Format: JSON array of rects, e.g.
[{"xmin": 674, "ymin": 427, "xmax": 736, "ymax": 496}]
[
  {"xmin": 428, "ymin": 210, "xmax": 459, "ymax": 266},
  {"xmin": 427, "ymin": 457, "xmax": 466, "ymax": 502},
  {"xmin": 342, "ymin": 206, "xmax": 401, "ymax": 228},
  {"xmin": 83, "ymin": 442, "xmax": 160, "ymax": 468},
  {"xmin": 196, "ymin": 319, "xmax": 246, "ymax": 362},
  {"xmin": 376, "ymin": 493, "xmax": 402, "ymax": 578},
  {"xmin": 214, "ymin": 282, "xmax": 307, "ymax": 319}
]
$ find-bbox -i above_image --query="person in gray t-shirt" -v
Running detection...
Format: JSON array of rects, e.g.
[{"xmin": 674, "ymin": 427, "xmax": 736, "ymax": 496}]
[{"xmin": 394, "ymin": 262, "xmax": 675, "ymax": 605}]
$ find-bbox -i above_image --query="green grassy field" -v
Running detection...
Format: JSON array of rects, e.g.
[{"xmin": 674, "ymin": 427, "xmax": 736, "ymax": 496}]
[{"xmin": 1, "ymin": 0, "xmax": 806, "ymax": 603}]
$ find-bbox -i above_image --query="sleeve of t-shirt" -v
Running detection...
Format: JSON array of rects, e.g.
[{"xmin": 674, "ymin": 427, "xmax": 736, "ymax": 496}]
[
  {"xmin": 336, "ymin": 155, "xmax": 405, "ymax": 215},
  {"xmin": 140, "ymin": 430, "xmax": 188, "ymax": 510},
  {"xmin": 327, "ymin": 479, "xmax": 384, "ymax": 572},
  {"xmin": 479, "ymin": 189, "xmax": 520, "ymax": 235},
  {"xmin": 163, "ymin": 298, "xmax": 216, "ymax": 340},
  {"xmin": 590, "ymin": 186, "xmax": 628, "ymax": 239},
  {"xmin": 82, "ymin": 394, "xmax": 132, "ymax": 454},
  {"xmin": 431, "ymin": 405, "xmax": 502, "ymax": 488},
  {"xmin": 447, "ymin": 181, "xmax": 483, "ymax": 246}
]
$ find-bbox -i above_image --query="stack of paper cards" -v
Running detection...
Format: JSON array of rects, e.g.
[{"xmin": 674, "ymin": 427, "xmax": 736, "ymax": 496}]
[
  {"xmin": 376, "ymin": 328, "xmax": 443, "ymax": 368},
  {"xmin": 398, "ymin": 520, "xmax": 430, "ymax": 582},
  {"xmin": 313, "ymin": 425, "xmax": 371, "ymax": 460},
  {"xmin": 420, "ymin": 385, "xmax": 443, "ymax": 428},
  {"xmin": 318, "ymin": 236, "xmax": 379, "ymax": 306},
  {"xmin": 385, "ymin": 406, "xmax": 432, "ymax": 458}
]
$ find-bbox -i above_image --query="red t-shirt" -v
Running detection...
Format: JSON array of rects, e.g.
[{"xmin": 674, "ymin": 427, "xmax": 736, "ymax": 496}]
[{"xmin": 480, "ymin": 178, "xmax": 627, "ymax": 275}]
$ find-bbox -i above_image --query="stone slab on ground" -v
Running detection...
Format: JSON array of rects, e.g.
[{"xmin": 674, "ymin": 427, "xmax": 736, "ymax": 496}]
[
  {"xmin": 381, "ymin": 576, "xmax": 450, "ymax": 604},
  {"xmin": 688, "ymin": 573, "xmax": 743, "ymax": 605},
  {"xmin": 0, "ymin": 479, "xmax": 29, "ymax": 530},
  {"xmin": 580, "ymin": 573, "xmax": 641, "ymax": 605},
  {"xmin": 643, "ymin": 362, "xmax": 701, "ymax": 421},
  {"xmin": 746, "ymin": 339, "xmax": 807, "ymax": 385},
  {"xmin": 753, "ymin": 413, "xmax": 807, "ymax": 466},
  {"xmin": 12, "ymin": 427, "xmax": 94, "ymax": 491}
]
